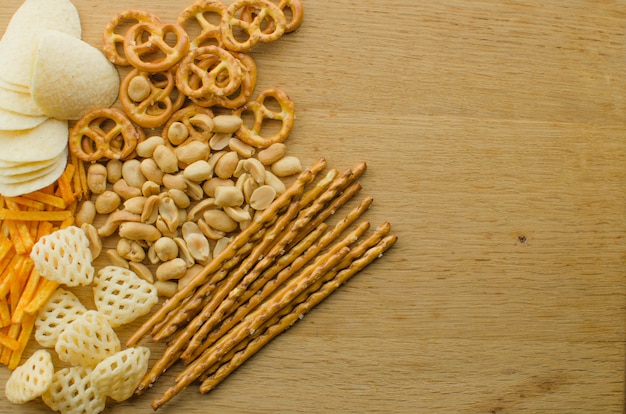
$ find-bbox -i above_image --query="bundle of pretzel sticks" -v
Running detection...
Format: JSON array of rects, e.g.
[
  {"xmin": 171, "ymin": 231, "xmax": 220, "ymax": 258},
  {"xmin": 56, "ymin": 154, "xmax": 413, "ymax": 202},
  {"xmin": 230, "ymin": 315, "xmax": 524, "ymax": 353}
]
[
  {"xmin": 0, "ymin": 155, "xmax": 88, "ymax": 369},
  {"xmin": 126, "ymin": 157, "xmax": 397, "ymax": 409}
]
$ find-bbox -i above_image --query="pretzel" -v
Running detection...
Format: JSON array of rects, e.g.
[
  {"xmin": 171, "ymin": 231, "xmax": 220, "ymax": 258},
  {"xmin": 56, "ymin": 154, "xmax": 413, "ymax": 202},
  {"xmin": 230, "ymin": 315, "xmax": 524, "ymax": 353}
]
[
  {"xmin": 69, "ymin": 108, "xmax": 145, "ymax": 162},
  {"xmin": 124, "ymin": 22, "xmax": 190, "ymax": 72},
  {"xmin": 241, "ymin": 0, "xmax": 304, "ymax": 34},
  {"xmin": 220, "ymin": 0, "xmax": 287, "ymax": 52},
  {"xmin": 119, "ymin": 68, "xmax": 186, "ymax": 129},
  {"xmin": 177, "ymin": 0, "xmax": 227, "ymax": 49},
  {"xmin": 176, "ymin": 45, "xmax": 243, "ymax": 99},
  {"xmin": 102, "ymin": 9, "xmax": 164, "ymax": 66},
  {"xmin": 191, "ymin": 52, "xmax": 257, "ymax": 109},
  {"xmin": 233, "ymin": 88, "xmax": 295, "ymax": 148},
  {"xmin": 162, "ymin": 105, "xmax": 215, "ymax": 145}
]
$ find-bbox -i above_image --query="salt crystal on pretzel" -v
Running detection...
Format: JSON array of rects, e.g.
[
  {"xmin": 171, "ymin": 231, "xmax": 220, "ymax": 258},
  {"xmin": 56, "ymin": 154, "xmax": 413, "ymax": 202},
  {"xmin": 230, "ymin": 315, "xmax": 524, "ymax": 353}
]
[
  {"xmin": 5, "ymin": 349, "xmax": 54, "ymax": 404},
  {"xmin": 42, "ymin": 366, "xmax": 106, "ymax": 414},
  {"xmin": 30, "ymin": 225, "xmax": 94, "ymax": 287},
  {"xmin": 91, "ymin": 346, "xmax": 150, "ymax": 402},
  {"xmin": 55, "ymin": 310, "xmax": 121, "ymax": 367},
  {"xmin": 34, "ymin": 288, "xmax": 86, "ymax": 348},
  {"xmin": 93, "ymin": 266, "xmax": 158, "ymax": 328}
]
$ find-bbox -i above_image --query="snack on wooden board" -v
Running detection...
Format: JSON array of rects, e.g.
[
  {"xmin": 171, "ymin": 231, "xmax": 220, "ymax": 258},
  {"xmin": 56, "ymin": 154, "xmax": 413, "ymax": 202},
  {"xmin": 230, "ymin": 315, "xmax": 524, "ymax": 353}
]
[
  {"xmin": 41, "ymin": 366, "xmax": 106, "ymax": 414},
  {"xmin": 91, "ymin": 346, "xmax": 151, "ymax": 402}
]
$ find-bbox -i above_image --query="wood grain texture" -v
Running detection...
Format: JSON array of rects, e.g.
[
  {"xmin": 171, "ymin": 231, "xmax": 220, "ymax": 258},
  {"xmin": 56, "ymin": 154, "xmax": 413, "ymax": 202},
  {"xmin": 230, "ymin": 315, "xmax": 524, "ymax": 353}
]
[{"xmin": 0, "ymin": 0, "xmax": 625, "ymax": 412}]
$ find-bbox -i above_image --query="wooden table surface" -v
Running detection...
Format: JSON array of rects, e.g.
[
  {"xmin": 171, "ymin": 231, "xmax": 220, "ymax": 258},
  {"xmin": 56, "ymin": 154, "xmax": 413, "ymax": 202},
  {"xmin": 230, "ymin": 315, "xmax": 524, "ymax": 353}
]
[{"xmin": 1, "ymin": 0, "xmax": 625, "ymax": 413}]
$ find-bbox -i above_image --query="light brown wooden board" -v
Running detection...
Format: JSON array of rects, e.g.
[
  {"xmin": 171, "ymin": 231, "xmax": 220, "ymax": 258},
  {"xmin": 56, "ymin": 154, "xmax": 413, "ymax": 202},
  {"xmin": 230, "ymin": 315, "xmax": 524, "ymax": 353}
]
[{"xmin": 0, "ymin": 0, "xmax": 625, "ymax": 412}]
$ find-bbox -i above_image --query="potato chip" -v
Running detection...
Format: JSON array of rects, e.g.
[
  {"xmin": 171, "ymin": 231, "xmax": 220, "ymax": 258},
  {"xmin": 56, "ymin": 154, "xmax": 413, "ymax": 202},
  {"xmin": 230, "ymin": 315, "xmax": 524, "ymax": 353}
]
[
  {"xmin": 91, "ymin": 346, "xmax": 150, "ymax": 402},
  {"xmin": 34, "ymin": 288, "xmax": 86, "ymax": 348},
  {"xmin": 31, "ymin": 30, "xmax": 119, "ymax": 120},
  {"xmin": 0, "ymin": 118, "xmax": 68, "ymax": 162},
  {"xmin": 42, "ymin": 366, "xmax": 106, "ymax": 414},
  {"xmin": 0, "ymin": 106, "xmax": 47, "ymax": 131},
  {"xmin": 0, "ymin": 0, "xmax": 81, "ymax": 88},
  {"xmin": 93, "ymin": 266, "xmax": 158, "ymax": 328},
  {"xmin": 0, "ymin": 156, "xmax": 56, "ymax": 175},
  {"xmin": 30, "ymin": 225, "xmax": 94, "ymax": 287},
  {"xmin": 5, "ymin": 349, "xmax": 54, "ymax": 404},
  {"xmin": 55, "ymin": 310, "xmax": 121, "ymax": 368},
  {"xmin": 0, "ymin": 158, "xmax": 60, "ymax": 184},
  {"xmin": 0, "ymin": 151, "xmax": 67, "ymax": 197},
  {"xmin": 0, "ymin": 84, "xmax": 44, "ymax": 117}
]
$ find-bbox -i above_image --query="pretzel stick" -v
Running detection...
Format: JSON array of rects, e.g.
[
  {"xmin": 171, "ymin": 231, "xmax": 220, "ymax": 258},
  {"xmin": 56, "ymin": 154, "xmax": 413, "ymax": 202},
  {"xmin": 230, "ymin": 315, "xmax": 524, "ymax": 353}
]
[
  {"xmin": 182, "ymin": 198, "xmax": 373, "ymax": 363},
  {"xmin": 152, "ymin": 246, "xmax": 349, "ymax": 409},
  {"xmin": 196, "ymin": 220, "xmax": 390, "ymax": 381},
  {"xmin": 127, "ymin": 157, "xmax": 326, "ymax": 347},
  {"xmin": 199, "ymin": 233, "xmax": 397, "ymax": 393}
]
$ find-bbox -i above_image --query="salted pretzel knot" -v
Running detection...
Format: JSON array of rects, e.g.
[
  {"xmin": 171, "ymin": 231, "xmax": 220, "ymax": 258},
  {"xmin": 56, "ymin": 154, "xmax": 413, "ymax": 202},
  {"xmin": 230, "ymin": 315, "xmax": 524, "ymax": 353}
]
[
  {"xmin": 241, "ymin": 0, "xmax": 304, "ymax": 34},
  {"xmin": 191, "ymin": 52, "xmax": 257, "ymax": 109},
  {"xmin": 124, "ymin": 22, "xmax": 190, "ymax": 72},
  {"xmin": 69, "ymin": 108, "xmax": 144, "ymax": 162},
  {"xmin": 221, "ymin": 0, "xmax": 287, "ymax": 52},
  {"xmin": 102, "ymin": 9, "xmax": 164, "ymax": 66},
  {"xmin": 119, "ymin": 68, "xmax": 186, "ymax": 129},
  {"xmin": 233, "ymin": 88, "xmax": 294, "ymax": 148},
  {"xmin": 177, "ymin": 0, "xmax": 227, "ymax": 49},
  {"xmin": 176, "ymin": 45, "xmax": 242, "ymax": 98},
  {"xmin": 162, "ymin": 105, "xmax": 215, "ymax": 145}
]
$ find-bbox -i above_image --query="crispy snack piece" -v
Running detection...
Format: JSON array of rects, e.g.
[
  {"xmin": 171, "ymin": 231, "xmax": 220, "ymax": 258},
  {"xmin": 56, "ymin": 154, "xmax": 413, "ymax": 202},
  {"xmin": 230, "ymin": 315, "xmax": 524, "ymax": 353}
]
[
  {"xmin": 91, "ymin": 346, "xmax": 150, "ymax": 402},
  {"xmin": 93, "ymin": 266, "xmax": 158, "ymax": 328},
  {"xmin": 42, "ymin": 366, "xmax": 106, "ymax": 414},
  {"xmin": 102, "ymin": 9, "xmax": 164, "ymax": 66},
  {"xmin": 30, "ymin": 226, "xmax": 94, "ymax": 287},
  {"xmin": 220, "ymin": 0, "xmax": 287, "ymax": 52},
  {"xmin": 5, "ymin": 349, "xmax": 53, "ymax": 404},
  {"xmin": 34, "ymin": 288, "xmax": 86, "ymax": 348},
  {"xmin": 119, "ymin": 68, "xmax": 186, "ymax": 128},
  {"xmin": 177, "ymin": 0, "xmax": 227, "ymax": 49},
  {"xmin": 55, "ymin": 310, "xmax": 121, "ymax": 368},
  {"xmin": 69, "ymin": 108, "xmax": 144, "ymax": 162},
  {"xmin": 124, "ymin": 22, "xmax": 190, "ymax": 72},
  {"xmin": 233, "ymin": 88, "xmax": 295, "ymax": 148},
  {"xmin": 162, "ymin": 105, "xmax": 215, "ymax": 144},
  {"xmin": 176, "ymin": 45, "xmax": 242, "ymax": 99}
]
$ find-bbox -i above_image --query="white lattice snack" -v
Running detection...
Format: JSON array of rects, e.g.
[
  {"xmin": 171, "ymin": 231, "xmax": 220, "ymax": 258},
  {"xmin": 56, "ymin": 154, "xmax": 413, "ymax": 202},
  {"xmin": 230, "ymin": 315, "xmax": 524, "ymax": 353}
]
[
  {"xmin": 55, "ymin": 310, "xmax": 121, "ymax": 367},
  {"xmin": 42, "ymin": 366, "xmax": 106, "ymax": 414},
  {"xmin": 5, "ymin": 349, "xmax": 54, "ymax": 404},
  {"xmin": 93, "ymin": 266, "xmax": 158, "ymax": 328},
  {"xmin": 35, "ymin": 288, "xmax": 86, "ymax": 348},
  {"xmin": 91, "ymin": 346, "xmax": 150, "ymax": 402},
  {"xmin": 30, "ymin": 225, "xmax": 94, "ymax": 287}
]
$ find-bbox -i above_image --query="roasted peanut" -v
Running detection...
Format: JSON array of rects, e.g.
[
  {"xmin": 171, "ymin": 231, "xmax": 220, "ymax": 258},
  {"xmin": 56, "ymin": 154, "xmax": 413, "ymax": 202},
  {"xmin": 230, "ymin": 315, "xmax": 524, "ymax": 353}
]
[
  {"xmin": 187, "ymin": 198, "xmax": 216, "ymax": 221},
  {"xmin": 257, "ymin": 143, "xmax": 287, "ymax": 165},
  {"xmin": 249, "ymin": 185, "xmax": 276, "ymax": 210},
  {"xmin": 189, "ymin": 113, "xmax": 214, "ymax": 134},
  {"xmin": 159, "ymin": 196, "xmax": 181, "ymax": 233},
  {"xmin": 203, "ymin": 209, "xmax": 238, "ymax": 233},
  {"xmin": 167, "ymin": 121, "xmax": 189, "ymax": 146},
  {"xmin": 98, "ymin": 210, "xmax": 141, "ymax": 237},
  {"xmin": 118, "ymin": 222, "xmax": 162, "ymax": 242},
  {"xmin": 197, "ymin": 218, "xmax": 226, "ymax": 240},
  {"xmin": 174, "ymin": 237, "xmax": 196, "ymax": 267},
  {"xmin": 153, "ymin": 237, "xmax": 179, "ymax": 262},
  {"xmin": 168, "ymin": 189, "xmax": 191, "ymax": 209},
  {"xmin": 75, "ymin": 200, "xmax": 96, "ymax": 227},
  {"xmin": 106, "ymin": 249, "xmax": 129, "ymax": 269},
  {"xmin": 271, "ymin": 155, "xmax": 303, "ymax": 177},
  {"xmin": 183, "ymin": 160, "xmax": 213, "ymax": 182},
  {"xmin": 87, "ymin": 163, "xmax": 107, "ymax": 194},
  {"xmin": 81, "ymin": 223, "xmax": 102, "ymax": 260},
  {"xmin": 142, "ymin": 180, "xmax": 161, "ymax": 197},
  {"xmin": 264, "ymin": 170, "xmax": 286, "ymax": 195},
  {"xmin": 95, "ymin": 190, "xmax": 121, "ymax": 215},
  {"xmin": 223, "ymin": 205, "xmax": 251, "ymax": 223},
  {"xmin": 181, "ymin": 222, "xmax": 210, "ymax": 264},
  {"xmin": 202, "ymin": 177, "xmax": 234, "ymax": 197},
  {"xmin": 214, "ymin": 186, "xmax": 244, "ymax": 207},
  {"xmin": 105, "ymin": 159, "xmax": 122, "ymax": 184},
  {"xmin": 122, "ymin": 159, "xmax": 146, "ymax": 189},
  {"xmin": 244, "ymin": 157, "xmax": 266, "ymax": 184},
  {"xmin": 209, "ymin": 132, "xmax": 231, "ymax": 151},
  {"xmin": 184, "ymin": 178, "xmax": 204, "ymax": 201},
  {"xmin": 127, "ymin": 75, "xmax": 151, "ymax": 102},
  {"xmin": 213, "ymin": 151, "xmax": 239, "ymax": 179},
  {"xmin": 162, "ymin": 173, "xmax": 187, "ymax": 192},
  {"xmin": 154, "ymin": 280, "xmax": 178, "ymax": 297},
  {"xmin": 136, "ymin": 136, "xmax": 165, "ymax": 158},
  {"xmin": 116, "ymin": 238, "xmax": 146, "ymax": 262},
  {"xmin": 177, "ymin": 264, "xmax": 203, "ymax": 290},
  {"xmin": 128, "ymin": 261, "xmax": 155, "ymax": 283},
  {"xmin": 113, "ymin": 179, "xmax": 142, "ymax": 200},
  {"xmin": 175, "ymin": 140, "xmax": 210, "ymax": 166},
  {"xmin": 153, "ymin": 144, "xmax": 179, "ymax": 173},
  {"xmin": 228, "ymin": 137, "xmax": 255, "ymax": 158},
  {"xmin": 140, "ymin": 158, "xmax": 165, "ymax": 185},
  {"xmin": 213, "ymin": 236, "xmax": 231, "ymax": 257},
  {"xmin": 156, "ymin": 258, "xmax": 187, "ymax": 281},
  {"xmin": 212, "ymin": 114, "xmax": 243, "ymax": 133}
]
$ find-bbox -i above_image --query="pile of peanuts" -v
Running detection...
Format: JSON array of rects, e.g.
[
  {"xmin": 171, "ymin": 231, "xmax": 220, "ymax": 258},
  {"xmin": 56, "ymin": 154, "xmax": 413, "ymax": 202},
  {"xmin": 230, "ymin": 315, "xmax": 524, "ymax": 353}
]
[{"xmin": 75, "ymin": 112, "xmax": 303, "ymax": 297}]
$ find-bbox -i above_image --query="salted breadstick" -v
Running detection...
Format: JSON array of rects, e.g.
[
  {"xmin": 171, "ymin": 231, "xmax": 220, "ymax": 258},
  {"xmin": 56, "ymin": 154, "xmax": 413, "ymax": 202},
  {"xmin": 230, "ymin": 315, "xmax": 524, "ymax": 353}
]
[
  {"xmin": 198, "ymin": 234, "xmax": 398, "ymax": 393},
  {"xmin": 152, "ymin": 246, "xmax": 349, "ymax": 410}
]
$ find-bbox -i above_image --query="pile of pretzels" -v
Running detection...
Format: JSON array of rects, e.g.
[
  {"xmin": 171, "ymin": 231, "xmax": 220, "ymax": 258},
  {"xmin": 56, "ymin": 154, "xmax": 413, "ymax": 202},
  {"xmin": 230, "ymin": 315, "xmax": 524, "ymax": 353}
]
[{"xmin": 69, "ymin": 0, "xmax": 303, "ymax": 163}]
